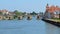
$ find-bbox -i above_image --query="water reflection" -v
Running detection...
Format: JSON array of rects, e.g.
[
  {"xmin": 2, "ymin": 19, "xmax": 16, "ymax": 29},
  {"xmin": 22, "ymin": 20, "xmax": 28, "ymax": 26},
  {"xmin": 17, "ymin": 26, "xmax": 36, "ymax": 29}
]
[{"xmin": 0, "ymin": 17, "xmax": 60, "ymax": 34}]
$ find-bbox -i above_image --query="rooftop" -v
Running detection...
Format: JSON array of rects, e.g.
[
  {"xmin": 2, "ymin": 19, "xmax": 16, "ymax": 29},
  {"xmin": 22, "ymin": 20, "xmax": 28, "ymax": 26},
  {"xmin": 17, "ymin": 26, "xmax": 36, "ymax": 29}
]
[{"xmin": 46, "ymin": 4, "xmax": 60, "ymax": 13}]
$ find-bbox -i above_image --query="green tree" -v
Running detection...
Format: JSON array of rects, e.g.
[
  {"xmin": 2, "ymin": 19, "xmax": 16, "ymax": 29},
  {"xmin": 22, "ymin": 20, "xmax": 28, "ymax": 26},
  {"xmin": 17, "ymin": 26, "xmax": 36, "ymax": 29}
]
[
  {"xmin": 30, "ymin": 11, "xmax": 37, "ymax": 15},
  {"xmin": 14, "ymin": 10, "xmax": 23, "ymax": 19},
  {"xmin": 14, "ymin": 10, "xmax": 23, "ymax": 15},
  {"xmin": 22, "ymin": 12, "xmax": 26, "ymax": 15},
  {"xmin": 0, "ymin": 12, "xmax": 3, "ymax": 15}
]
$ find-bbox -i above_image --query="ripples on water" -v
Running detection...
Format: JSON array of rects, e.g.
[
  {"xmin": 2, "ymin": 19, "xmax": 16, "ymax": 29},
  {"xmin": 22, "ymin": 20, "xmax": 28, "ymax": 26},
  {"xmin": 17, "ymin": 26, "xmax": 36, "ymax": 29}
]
[{"xmin": 0, "ymin": 17, "xmax": 60, "ymax": 34}]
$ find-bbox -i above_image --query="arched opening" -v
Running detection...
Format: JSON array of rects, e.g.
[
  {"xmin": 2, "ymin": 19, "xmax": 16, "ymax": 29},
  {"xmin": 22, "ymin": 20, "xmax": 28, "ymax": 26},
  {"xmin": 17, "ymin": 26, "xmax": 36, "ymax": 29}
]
[
  {"xmin": 37, "ymin": 15, "xmax": 40, "ymax": 19},
  {"xmin": 18, "ymin": 17, "xmax": 20, "ymax": 20},
  {"xmin": 27, "ymin": 16, "xmax": 32, "ymax": 20},
  {"xmin": 9, "ymin": 17, "xmax": 11, "ymax": 20}
]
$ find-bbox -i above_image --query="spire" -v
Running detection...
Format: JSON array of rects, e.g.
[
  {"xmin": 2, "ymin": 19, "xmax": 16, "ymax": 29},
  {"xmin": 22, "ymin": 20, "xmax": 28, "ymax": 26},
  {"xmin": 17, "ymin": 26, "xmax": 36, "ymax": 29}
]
[
  {"xmin": 46, "ymin": 4, "xmax": 49, "ymax": 12},
  {"xmin": 46, "ymin": 3, "xmax": 49, "ymax": 8},
  {"xmin": 47, "ymin": 4, "xmax": 49, "ymax": 6}
]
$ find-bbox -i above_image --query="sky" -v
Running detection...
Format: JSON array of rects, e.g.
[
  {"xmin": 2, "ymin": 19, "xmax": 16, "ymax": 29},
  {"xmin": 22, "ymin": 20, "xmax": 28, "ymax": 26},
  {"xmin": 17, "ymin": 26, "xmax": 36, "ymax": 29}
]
[{"xmin": 0, "ymin": 0, "xmax": 60, "ymax": 13}]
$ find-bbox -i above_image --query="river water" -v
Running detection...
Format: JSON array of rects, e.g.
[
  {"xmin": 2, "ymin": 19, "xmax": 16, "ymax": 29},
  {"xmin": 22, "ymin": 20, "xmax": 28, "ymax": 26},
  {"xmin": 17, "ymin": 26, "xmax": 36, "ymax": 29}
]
[{"xmin": 0, "ymin": 17, "xmax": 60, "ymax": 34}]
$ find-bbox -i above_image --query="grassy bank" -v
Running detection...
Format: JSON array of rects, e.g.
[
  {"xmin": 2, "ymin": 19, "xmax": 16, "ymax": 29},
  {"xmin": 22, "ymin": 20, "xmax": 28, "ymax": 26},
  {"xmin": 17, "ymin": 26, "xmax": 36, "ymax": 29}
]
[
  {"xmin": 49, "ymin": 18, "xmax": 60, "ymax": 22},
  {"xmin": 52, "ymin": 18, "xmax": 60, "ymax": 20}
]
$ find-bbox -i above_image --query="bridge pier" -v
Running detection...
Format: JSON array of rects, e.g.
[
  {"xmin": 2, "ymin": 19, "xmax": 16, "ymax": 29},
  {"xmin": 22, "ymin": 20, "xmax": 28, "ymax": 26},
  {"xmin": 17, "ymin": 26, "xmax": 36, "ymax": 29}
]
[
  {"xmin": 18, "ymin": 16, "xmax": 23, "ymax": 20},
  {"xmin": 36, "ymin": 15, "xmax": 40, "ymax": 20},
  {"xmin": 27, "ymin": 15, "xmax": 32, "ymax": 20}
]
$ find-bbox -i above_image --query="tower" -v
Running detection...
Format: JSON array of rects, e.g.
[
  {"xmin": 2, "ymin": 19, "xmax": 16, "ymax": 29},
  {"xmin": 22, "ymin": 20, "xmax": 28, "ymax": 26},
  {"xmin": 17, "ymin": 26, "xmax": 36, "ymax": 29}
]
[{"xmin": 46, "ymin": 4, "xmax": 49, "ymax": 11}]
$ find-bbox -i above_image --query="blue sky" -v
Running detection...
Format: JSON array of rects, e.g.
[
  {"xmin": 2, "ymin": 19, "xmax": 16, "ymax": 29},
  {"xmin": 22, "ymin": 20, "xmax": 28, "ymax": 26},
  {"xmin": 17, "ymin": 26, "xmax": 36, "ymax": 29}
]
[{"xmin": 0, "ymin": 0, "xmax": 60, "ymax": 13}]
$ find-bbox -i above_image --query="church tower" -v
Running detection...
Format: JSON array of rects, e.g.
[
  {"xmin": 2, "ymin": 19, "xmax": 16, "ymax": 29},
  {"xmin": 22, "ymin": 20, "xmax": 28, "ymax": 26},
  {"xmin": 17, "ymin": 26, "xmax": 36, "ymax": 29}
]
[{"xmin": 46, "ymin": 4, "xmax": 49, "ymax": 11}]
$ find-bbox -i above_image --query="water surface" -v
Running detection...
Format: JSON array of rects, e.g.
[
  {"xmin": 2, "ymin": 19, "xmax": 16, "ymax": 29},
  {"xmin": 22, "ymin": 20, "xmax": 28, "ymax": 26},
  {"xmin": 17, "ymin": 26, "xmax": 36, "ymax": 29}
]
[{"xmin": 0, "ymin": 17, "xmax": 60, "ymax": 34}]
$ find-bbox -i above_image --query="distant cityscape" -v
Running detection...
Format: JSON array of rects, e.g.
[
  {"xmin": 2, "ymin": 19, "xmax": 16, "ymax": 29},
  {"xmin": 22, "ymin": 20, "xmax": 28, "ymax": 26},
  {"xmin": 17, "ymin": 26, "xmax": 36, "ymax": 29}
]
[
  {"xmin": 0, "ymin": 0, "xmax": 60, "ymax": 34},
  {"xmin": 0, "ymin": 4, "xmax": 60, "ymax": 21}
]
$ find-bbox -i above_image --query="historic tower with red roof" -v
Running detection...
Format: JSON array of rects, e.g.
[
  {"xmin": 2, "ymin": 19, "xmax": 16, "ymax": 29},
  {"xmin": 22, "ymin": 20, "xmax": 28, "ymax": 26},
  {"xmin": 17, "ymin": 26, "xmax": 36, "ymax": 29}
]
[{"xmin": 44, "ymin": 4, "xmax": 60, "ymax": 19}]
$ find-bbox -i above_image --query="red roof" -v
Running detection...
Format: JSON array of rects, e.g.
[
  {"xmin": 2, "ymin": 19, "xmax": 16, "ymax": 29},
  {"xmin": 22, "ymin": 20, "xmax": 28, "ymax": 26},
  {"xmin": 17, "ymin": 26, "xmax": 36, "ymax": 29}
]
[
  {"xmin": 46, "ymin": 5, "xmax": 60, "ymax": 13},
  {"xmin": 0, "ymin": 9, "xmax": 8, "ymax": 12}
]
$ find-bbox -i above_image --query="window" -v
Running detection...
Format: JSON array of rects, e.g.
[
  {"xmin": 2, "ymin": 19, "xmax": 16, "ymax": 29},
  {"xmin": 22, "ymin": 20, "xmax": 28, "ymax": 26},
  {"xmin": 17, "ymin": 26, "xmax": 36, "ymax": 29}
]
[{"xmin": 54, "ymin": 10, "xmax": 59, "ymax": 14}]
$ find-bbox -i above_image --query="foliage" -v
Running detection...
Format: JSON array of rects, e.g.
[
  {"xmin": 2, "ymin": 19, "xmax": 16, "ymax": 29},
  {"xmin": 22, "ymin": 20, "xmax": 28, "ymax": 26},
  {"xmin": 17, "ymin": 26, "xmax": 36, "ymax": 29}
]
[
  {"xmin": 0, "ymin": 12, "xmax": 3, "ymax": 15},
  {"xmin": 30, "ymin": 11, "xmax": 37, "ymax": 15},
  {"xmin": 14, "ymin": 10, "xmax": 23, "ymax": 15},
  {"xmin": 52, "ymin": 18, "xmax": 60, "ymax": 20}
]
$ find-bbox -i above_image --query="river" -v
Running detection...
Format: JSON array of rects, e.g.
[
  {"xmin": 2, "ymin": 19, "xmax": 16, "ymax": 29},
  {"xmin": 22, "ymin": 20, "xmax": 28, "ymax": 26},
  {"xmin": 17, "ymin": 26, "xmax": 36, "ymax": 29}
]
[{"xmin": 0, "ymin": 17, "xmax": 60, "ymax": 34}]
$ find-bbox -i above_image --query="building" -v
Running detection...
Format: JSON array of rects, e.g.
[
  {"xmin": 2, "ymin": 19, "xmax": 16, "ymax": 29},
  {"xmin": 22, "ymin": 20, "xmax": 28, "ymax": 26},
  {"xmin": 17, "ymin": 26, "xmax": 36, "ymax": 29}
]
[
  {"xmin": 0, "ymin": 9, "xmax": 15, "ymax": 15},
  {"xmin": 44, "ymin": 4, "xmax": 60, "ymax": 19},
  {"xmin": 8, "ymin": 12, "xmax": 15, "ymax": 15},
  {"xmin": 0, "ymin": 9, "xmax": 9, "ymax": 15}
]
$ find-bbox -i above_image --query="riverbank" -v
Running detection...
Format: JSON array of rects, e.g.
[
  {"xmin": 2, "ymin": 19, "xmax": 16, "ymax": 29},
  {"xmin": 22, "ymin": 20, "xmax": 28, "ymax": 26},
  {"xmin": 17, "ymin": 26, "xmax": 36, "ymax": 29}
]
[{"xmin": 42, "ymin": 19, "xmax": 60, "ymax": 27}]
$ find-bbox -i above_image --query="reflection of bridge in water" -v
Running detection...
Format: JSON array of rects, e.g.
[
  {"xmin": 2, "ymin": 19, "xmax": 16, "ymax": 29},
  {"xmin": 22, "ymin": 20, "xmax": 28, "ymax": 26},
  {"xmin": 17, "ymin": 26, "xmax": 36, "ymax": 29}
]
[
  {"xmin": 0, "ymin": 16, "xmax": 60, "ymax": 34},
  {"xmin": 0, "ymin": 13, "xmax": 59, "ymax": 34}
]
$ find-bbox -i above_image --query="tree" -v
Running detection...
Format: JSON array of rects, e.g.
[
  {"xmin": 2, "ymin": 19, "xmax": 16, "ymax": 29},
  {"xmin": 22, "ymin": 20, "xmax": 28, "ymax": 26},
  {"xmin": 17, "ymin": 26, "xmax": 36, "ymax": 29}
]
[
  {"xmin": 22, "ymin": 12, "xmax": 26, "ymax": 15},
  {"xmin": 0, "ymin": 12, "xmax": 3, "ymax": 15},
  {"xmin": 14, "ymin": 10, "xmax": 23, "ymax": 15},
  {"xmin": 13, "ymin": 10, "xmax": 23, "ymax": 19},
  {"xmin": 30, "ymin": 11, "xmax": 37, "ymax": 15}
]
